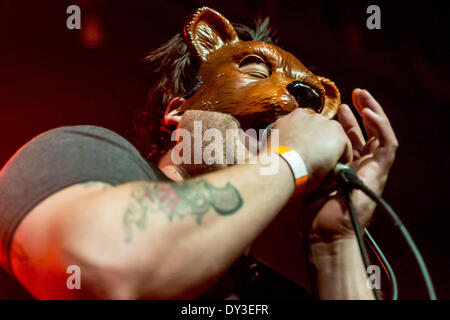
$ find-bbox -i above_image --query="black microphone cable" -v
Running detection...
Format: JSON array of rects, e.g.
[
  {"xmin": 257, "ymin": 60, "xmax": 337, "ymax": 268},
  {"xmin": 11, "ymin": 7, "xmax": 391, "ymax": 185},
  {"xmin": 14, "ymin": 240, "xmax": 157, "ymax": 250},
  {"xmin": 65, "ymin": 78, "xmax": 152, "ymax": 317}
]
[
  {"xmin": 334, "ymin": 164, "xmax": 437, "ymax": 300},
  {"xmin": 365, "ymin": 228, "xmax": 398, "ymax": 300},
  {"xmin": 263, "ymin": 122, "xmax": 433, "ymax": 299},
  {"xmin": 341, "ymin": 184, "xmax": 382, "ymax": 300}
]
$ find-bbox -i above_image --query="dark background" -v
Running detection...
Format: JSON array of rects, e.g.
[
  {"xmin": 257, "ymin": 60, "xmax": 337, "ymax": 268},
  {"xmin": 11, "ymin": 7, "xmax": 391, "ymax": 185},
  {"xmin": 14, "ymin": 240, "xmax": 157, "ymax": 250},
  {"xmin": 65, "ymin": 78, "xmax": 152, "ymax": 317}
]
[{"xmin": 0, "ymin": 0, "xmax": 449, "ymax": 299}]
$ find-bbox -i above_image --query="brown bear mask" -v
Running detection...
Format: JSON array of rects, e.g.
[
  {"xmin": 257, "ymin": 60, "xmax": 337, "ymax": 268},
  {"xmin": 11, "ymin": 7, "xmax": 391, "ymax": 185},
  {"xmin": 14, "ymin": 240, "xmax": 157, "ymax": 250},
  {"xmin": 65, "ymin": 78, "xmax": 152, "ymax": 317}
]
[{"xmin": 171, "ymin": 7, "xmax": 340, "ymax": 130}]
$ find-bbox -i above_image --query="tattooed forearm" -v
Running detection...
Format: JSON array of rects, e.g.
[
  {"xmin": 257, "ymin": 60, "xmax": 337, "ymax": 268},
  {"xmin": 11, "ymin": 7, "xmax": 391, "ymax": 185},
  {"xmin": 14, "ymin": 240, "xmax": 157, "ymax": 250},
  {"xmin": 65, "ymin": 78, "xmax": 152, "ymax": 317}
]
[{"xmin": 123, "ymin": 179, "xmax": 243, "ymax": 242}]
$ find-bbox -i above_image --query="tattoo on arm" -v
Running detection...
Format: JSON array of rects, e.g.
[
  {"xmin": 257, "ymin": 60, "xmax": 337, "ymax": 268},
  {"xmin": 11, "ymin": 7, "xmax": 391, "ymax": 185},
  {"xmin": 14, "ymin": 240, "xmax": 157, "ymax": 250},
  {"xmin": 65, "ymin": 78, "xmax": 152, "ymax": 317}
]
[{"xmin": 123, "ymin": 179, "xmax": 243, "ymax": 242}]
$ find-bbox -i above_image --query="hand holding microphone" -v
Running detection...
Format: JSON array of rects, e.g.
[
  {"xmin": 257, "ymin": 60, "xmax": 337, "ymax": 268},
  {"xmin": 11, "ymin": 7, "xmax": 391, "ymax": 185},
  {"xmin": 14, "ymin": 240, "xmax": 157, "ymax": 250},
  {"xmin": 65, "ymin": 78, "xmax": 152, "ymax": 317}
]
[
  {"xmin": 265, "ymin": 90, "xmax": 437, "ymax": 301},
  {"xmin": 266, "ymin": 89, "xmax": 398, "ymax": 238},
  {"xmin": 267, "ymin": 108, "xmax": 353, "ymax": 195}
]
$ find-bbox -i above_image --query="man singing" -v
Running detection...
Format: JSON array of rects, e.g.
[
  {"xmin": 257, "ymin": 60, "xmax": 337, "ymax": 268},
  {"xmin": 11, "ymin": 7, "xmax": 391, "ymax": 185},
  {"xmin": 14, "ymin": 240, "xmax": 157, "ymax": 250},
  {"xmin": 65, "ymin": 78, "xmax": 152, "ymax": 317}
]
[{"xmin": 0, "ymin": 7, "xmax": 398, "ymax": 299}]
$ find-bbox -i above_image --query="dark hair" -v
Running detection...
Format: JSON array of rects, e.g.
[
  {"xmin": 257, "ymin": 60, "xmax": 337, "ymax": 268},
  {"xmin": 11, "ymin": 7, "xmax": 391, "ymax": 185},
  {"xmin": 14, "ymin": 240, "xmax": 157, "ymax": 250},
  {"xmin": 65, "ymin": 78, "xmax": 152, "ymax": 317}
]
[{"xmin": 134, "ymin": 18, "xmax": 276, "ymax": 163}]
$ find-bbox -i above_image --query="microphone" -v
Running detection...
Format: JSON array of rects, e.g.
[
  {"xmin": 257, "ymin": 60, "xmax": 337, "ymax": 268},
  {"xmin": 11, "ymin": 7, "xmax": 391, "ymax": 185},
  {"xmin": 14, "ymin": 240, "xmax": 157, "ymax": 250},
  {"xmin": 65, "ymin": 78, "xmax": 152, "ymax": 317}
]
[
  {"xmin": 262, "ymin": 125, "xmax": 436, "ymax": 300},
  {"xmin": 333, "ymin": 163, "xmax": 436, "ymax": 300},
  {"xmin": 333, "ymin": 162, "xmax": 351, "ymax": 176},
  {"xmin": 333, "ymin": 163, "xmax": 363, "ymax": 187}
]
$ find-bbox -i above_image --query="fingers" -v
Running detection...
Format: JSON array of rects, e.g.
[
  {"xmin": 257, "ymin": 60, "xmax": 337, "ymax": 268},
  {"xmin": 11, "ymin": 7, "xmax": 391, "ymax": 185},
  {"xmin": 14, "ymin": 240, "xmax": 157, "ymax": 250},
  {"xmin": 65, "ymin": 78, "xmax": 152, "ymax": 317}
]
[
  {"xmin": 359, "ymin": 89, "xmax": 387, "ymax": 118},
  {"xmin": 337, "ymin": 104, "xmax": 365, "ymax": 154},
  {"xmin": 361, "ymin": 108, "xmax": 398, "ymax": 171},
  {"xmin": 352, "ymin": 89, "xmax": 398, "ymax": 148},
  {"xmin": 341, "ymin": 133, "xmax": 354, "ymax": 165},
  {"xmin": 330, "ymin": 119, "xmax": 354, "ymax": 165},
  {"xmin": 361, "ymin": 104, "xmax": 398, "ymax": 149},
  {"xmin": 362, "ymin": 136, "xmax": 380, "ymax": 155},
  {"xmin": 352, "ymin": 88, "xmax": 386, "ymax": 119}
]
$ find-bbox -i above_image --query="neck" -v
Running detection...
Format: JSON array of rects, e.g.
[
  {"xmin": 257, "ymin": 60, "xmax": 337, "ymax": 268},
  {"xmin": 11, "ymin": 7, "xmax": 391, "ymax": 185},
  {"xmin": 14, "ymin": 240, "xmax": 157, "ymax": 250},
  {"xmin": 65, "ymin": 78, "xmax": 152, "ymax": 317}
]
[{"xmin": 158, "ymin": 149, "xmax": 190, "ymax": 182}]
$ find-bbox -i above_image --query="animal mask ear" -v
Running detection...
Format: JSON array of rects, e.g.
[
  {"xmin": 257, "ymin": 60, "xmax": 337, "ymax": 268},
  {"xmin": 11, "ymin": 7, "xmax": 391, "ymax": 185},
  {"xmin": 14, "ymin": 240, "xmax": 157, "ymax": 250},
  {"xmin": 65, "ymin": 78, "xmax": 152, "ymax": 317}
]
[
  {"xmin": 317, "ymin": 76, "xmax": 341, "ymax": 119},
  {"xmin": 184, "ymin": 7, "xmax": 240, "ymax": 62}
]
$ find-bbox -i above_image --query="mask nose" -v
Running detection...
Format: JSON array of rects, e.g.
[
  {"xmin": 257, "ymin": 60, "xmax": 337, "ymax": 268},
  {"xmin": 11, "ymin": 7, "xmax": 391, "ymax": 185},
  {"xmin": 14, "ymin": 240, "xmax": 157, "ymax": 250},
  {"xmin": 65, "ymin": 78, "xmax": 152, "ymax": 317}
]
[{"xmin": 286, "ymin": 81, "xmax": 322, "ymax": 113}]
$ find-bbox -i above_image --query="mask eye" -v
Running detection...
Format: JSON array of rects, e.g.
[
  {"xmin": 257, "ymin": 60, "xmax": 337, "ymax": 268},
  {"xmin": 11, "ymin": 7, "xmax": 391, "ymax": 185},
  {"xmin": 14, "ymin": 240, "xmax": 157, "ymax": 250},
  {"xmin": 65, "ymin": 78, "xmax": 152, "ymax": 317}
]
[{"xmin": 239, "ymin": 55, "xmax": 271, "ymax": 79}]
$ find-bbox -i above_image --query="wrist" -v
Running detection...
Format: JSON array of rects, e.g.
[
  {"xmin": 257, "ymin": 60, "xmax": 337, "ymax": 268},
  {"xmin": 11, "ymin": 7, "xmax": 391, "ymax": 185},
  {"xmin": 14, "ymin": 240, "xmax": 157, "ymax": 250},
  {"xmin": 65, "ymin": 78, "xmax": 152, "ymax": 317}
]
[
  {"xmin": 308, "ymin": 235, "xmax": 358, "ymax": 258},
  {"xmin": 308, "ymin": 228, "xmax": 357, "ymax": 245},
  {"xmin": 308, "ymin": 236, "xmax": 375, "ymax": 300},
  {"xmin": 267, "ymin": 146, "xmax": 309, "ymax": 196},
  {"xmin": 257, "ymin": 150, "xmax": 295, "ymax": 196}
]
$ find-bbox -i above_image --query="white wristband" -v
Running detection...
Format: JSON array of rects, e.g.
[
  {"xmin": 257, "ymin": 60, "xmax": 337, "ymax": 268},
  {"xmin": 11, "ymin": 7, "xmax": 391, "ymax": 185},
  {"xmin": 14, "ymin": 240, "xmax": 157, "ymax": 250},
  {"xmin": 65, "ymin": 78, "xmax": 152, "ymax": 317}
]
[{"xmin": 268, "ymin": 146, "xmax": 308, "ymax": 193}]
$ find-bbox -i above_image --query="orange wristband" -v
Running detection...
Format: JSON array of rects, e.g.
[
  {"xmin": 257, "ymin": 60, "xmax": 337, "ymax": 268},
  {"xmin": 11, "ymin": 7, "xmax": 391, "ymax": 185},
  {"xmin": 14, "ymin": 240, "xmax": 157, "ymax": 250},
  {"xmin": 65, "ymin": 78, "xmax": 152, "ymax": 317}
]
[{"xmin": 268, "ymin": 146, "xmax": 308, "ymax": 194}]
